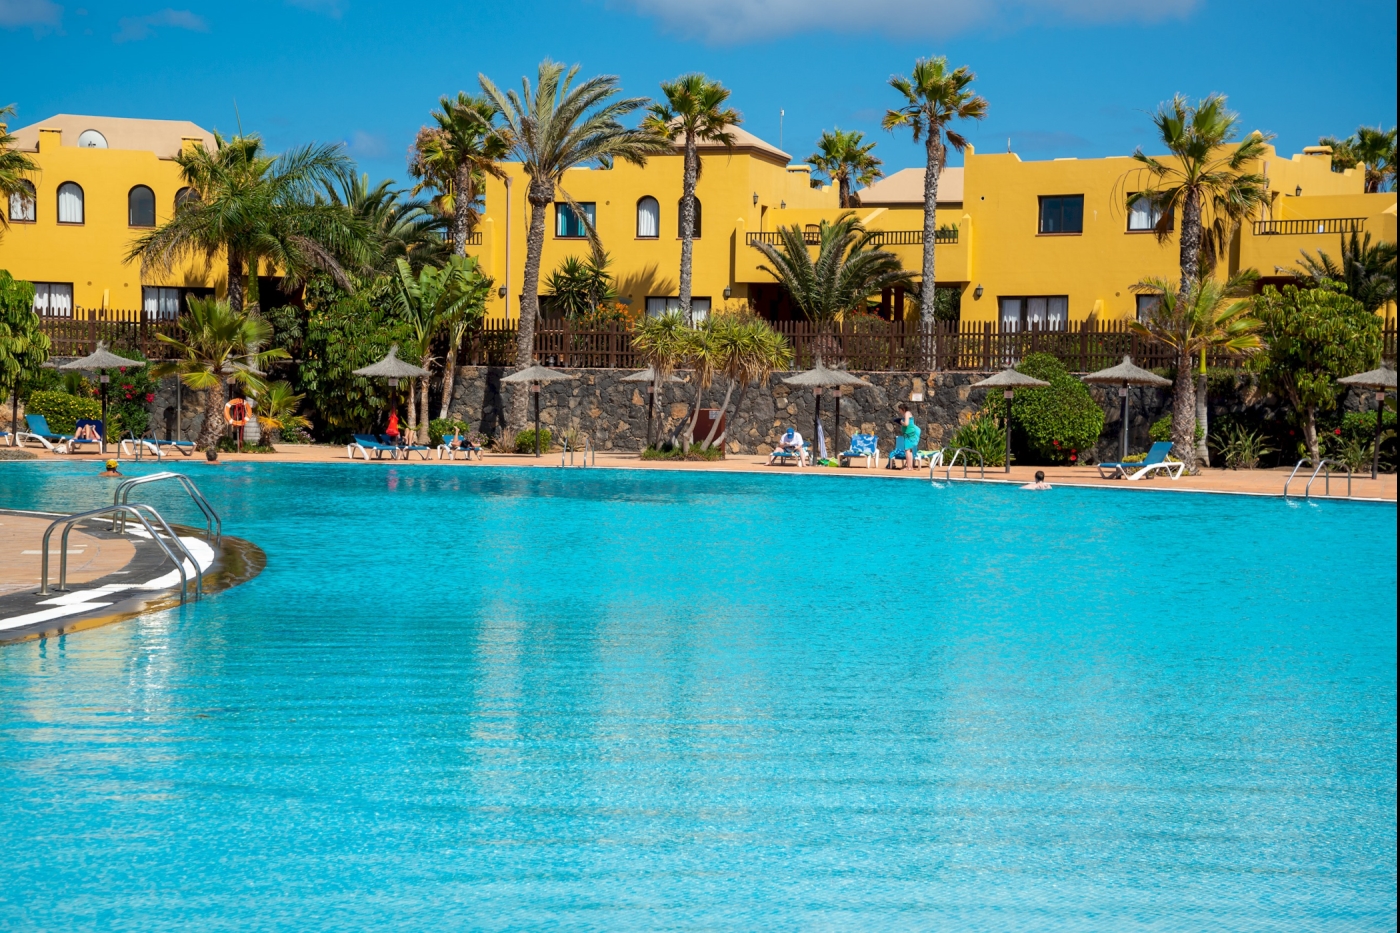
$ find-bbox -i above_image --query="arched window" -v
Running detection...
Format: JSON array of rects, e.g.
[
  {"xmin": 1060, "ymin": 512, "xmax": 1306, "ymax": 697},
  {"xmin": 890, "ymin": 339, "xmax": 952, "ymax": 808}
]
[
  {"xmin": 8, "ymin": 180, "xmax": 35, "ymax": 222},
  {"xmin": 175, "ymin": 186, "xmax": 198, "ymax": 210},
  {"xmin": 678, "ymin": 196, "xmax": 701, "ymax": 238},
  {"xmin": 636, "ymin": 196, "xmax": 659, "ymax": 238},
  {"xmin": 128, "ymin": 185, "xmax": 156, "ymax": 227},
  {"xmin": 57, "ymin": 182, "xmax": 84, "ymax": 224}
]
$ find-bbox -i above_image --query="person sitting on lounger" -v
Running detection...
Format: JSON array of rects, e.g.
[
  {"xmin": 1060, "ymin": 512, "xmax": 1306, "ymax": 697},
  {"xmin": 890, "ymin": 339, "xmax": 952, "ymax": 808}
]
[
  {"xmin": 74, "ymin": 422, "xmax": 100, "ymax": 442},
  {"xmin": 767, "ymin": 428, "xmax": 804, "ymax": 465},
  {"xmin": 1022, "ymin": 470, "xmax": 1051, "ymax": 490}
]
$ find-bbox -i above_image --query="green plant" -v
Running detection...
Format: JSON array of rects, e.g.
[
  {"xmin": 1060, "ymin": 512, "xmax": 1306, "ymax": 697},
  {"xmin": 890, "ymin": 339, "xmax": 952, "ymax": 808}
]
[
  {"xmin": 1319, "ymin": 125, "xmax": 1396, "ymax": 192},
  {"xmin": 1212, "ymin": 423, "xmax": 1276, "ymax": 469},
  {"xmin": 1252, "ymin": 283, "xmax": 1381, "ymax": 461},
  {"xmin": 1149, "ymin": 413, "xmax": 1204, "ymax": 444},
  {"xmin": 883, "ymin": 55, "xmax": 987, "ymax": 320},
  {"xmin": 24, "ymin": 390, "xmax": 100, "ymax": 435},
  {"xmin": 514, "ymin": 427, "xmax": 552, "ymax": 453},
  {"xmin": 215, "ymin": 435, "xmax": 276, "ymax": 454},
  {"xmin": 641, "ymin": 444, "xmax": 724, "ymax": 461},
  {"xmin": 428, "ymin": 418, "xmax": 473, "ymax": 447},
  {"xmin": 807, "ymin": 127, "xmax": 883, "ymax": 208},
  {"xmin": 544, "ymin": 253, "xmax": 618, "ymax": 318},
  {"xmin": 1, "ymin": 270, "xmax": 51, "ymax": 420},
  {"xmin": 255, "ymin": 380, "xmax": 311, "ymax": 444},
  {"xmin": 106, "ymin": 358, "xmax": 158, "ymax": 440},
  {"xmin": 1291, "ymin": 231, "xmax": 1396, "ymax": 313},
  {"xmin": 0, "ymin": 108, "xmax": 40, "ymax": 237},
  {"xmin": 409, "ymin": 91, "xmax": 509, "ymax": 256},
  {"xmin": 948, "ymin": 413, "xmax": 1006, "ymax": 466},
  {"xmin": 1332, "ymin": 435, "xmax": 1376, "ymax": 473},
  {"xmin": 979, "ymin": 353, "xmax": 1103, "ymax": 464}
]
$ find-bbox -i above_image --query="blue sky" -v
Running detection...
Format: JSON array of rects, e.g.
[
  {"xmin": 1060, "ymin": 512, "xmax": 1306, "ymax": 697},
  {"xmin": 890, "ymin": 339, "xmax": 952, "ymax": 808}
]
[{"xmin": 4, "ymin": 0, "xmax": 1395, "ymax": 188}]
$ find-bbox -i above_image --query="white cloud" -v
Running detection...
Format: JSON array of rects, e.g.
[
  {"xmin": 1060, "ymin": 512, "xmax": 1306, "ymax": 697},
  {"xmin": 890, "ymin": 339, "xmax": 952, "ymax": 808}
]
[
  {"xmin": 617, "ymin": 0, "xmax": 1197, "ymax": 43},
  {"xmin": 0, "ymin": 0, "xmax": 63, "ymax": 32},
  {"xmin": 113, "ymin": 7, "xmax": 207, "ymax": 43}
]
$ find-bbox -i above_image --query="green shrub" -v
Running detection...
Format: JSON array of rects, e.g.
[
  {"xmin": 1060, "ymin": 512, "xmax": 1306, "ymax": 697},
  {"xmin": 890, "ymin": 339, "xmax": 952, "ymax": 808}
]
[
  {"xmin": 1151, "ymin": 413, "xmax": 1204, "ymax": 444},
  {"xmin": 1212, "ymin": 423, "xmax": 1276, "ymax": 470},
  {"xmin": 948, "ymin": 413, "xmax": 1006, "ymax": 466},
  {"xmin": 429, "ymin": 418, "xmax": 467, "ymax": 447},
  {"xmin": 215, "ymin": 435, "xmax": 276, "ymax": 454},
  {"xmin": 641, "ymin": 444, "xmax": 723, "ymax": 461},
  {"xmin": 979, "ymin": 353, "xmax": 1103, "ymax": 464},
  {"xmin": 25, "ymin": 390, "xmax": 101, "ymax": 435},
  {"xmin": 514, "ymin": 428, "xmax": 552, "ymax": 453}
]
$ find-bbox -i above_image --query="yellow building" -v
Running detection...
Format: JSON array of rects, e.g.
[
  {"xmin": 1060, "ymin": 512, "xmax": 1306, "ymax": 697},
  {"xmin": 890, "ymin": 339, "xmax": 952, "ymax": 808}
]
[
  {"xmin": 473, "ymin": 130, "xmax": 1397, "ymax": 325},
  {"xmin": 0, "ymin": 114, "xmax": 221, "ymax": 320}
]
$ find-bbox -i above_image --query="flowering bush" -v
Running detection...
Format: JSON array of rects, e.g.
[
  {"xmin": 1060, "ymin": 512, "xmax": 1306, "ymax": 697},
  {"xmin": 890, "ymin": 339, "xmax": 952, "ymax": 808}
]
[{"xmin": 977, "ymin": 353, "xmax": 1103, "ymax": 465}]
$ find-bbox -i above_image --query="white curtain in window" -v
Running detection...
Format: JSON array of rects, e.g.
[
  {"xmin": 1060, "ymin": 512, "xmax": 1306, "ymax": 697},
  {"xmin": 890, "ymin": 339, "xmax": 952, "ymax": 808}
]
[
  {"xmin": 1047, "ymin": 296, "xmax": 1067, "ymax": 330},
  {"xmin": 9, "ymin": 186, "xmax": 35, "ymax": 222},
  {"xmin": 690, "ymin": 298, "xmax": 711, "ymax": 322},
  {"xmin": 160, "ymin": 289, "xmax": 180, "ymax": 319},
  {"xmin": 34, "ymin": 283, "xmax": 73, "ymax": 317},
  {"xmin": 1026, "ymin": 296, "xmax": 1048, "ymax": 329},
  {"xmin": 999, "ymin": 298, "xmax": 1022, "ymax": 331},
  {"xmin": 143, "ymin": 287, "xmax": 160, "ymax": 317},
  {"xmin": 636, "ymin": 197, "xmax": 659, "ymax": 238},
  {"xmin": 58, "ymin": 183, "xmax": 83, "ymax": 223}
]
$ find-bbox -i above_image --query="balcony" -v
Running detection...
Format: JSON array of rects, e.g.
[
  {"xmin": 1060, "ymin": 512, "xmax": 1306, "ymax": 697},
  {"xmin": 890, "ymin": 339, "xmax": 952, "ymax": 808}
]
[
  {"xmin": 1250, "ymin": 217, "xmax": 1366, "ymax": 236},
  {"xmin": 746, "ymin": 228, "xmax": 957, "ymax": 248}
]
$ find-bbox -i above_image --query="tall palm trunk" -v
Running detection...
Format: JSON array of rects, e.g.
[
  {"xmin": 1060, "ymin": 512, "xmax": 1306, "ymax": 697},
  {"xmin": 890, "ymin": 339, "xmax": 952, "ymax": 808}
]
[
  {"xmin": 1303, "ymin": 405, "xmax": 1320, "ymax": 461},
  {"xmin": 1177, "ymin": 187, "xmax": 1203, "ymax": 293},
  {"xmin": 439, "ymin": 340, "xmax": 459, "ymax": 420},
  {"xmin": 197, "ymin": 378, "xmax": 226, "ymax": 450},
  {"xmin": 419, "ymin": 372, "xmax": 431, "ymax": 443},
  {"xmin": 1171, "ymin": 348, "xmax": 1198, "ymax": 471},
  {"xmin": 918, "ymin": 135, "xmax": 943, "ymax": 323},
  {"xmin": 1195, "ymin": 370, "xmax": 1210, "ymax": 466},
  {"xmin": 407, "ymin": 376, "xmax": 418, "ymax": 438},
  {"xmin": 838, "ymin": 175, "xmax": 851, "ymax": 209},
  {"xmin": 511, "ymin": 181, "xmax": 552, "ymax": 431},
  {"xmin": 678, "ymin": 134, "xmax": 699, "ymax": 324},
  {"xmin": 451, "ymin": 164, "xmax": 473, "ymax": 256},
  {"xmin": 226, "ymin": 250, "xmax": 245, "ymax": 315}
]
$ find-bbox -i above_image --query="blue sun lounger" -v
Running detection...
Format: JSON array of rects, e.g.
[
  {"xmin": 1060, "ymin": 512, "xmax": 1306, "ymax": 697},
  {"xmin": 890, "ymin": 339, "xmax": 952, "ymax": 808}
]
[
  {"xmin": 839, "ymin": 434, "xmax": 879, "ymax": 467},
  {"xmin": 19, "ymin": 414, "xmax": 101, "ymax": 453},
  {"xmin": 348, "ymin": 433, "xmax": 399, "ymax": 460},
  {"xmin": 1097, "ymin": 440, "xmax": 1184, "ymax": 480}
]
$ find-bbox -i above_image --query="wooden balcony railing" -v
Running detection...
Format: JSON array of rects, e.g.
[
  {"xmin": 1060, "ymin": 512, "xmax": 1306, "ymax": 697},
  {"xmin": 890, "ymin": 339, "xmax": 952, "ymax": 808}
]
[{"xmin": 1250, "ymin": 217, "xmax": 1366, "ymax": 236}]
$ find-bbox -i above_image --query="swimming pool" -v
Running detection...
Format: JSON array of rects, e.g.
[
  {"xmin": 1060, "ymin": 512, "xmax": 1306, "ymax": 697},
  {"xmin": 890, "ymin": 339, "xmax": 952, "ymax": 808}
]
[{"xmin": 1, "ymin": 462, "xmax": 1395, "ymax": 931}]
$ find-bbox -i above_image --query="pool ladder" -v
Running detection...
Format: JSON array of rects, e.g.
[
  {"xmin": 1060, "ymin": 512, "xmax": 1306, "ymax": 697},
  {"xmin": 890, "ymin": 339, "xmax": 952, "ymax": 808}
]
[
  {"xmin": 561, "ymin": 435, "xmax": 595, "ymax": 468},
  {"xmin": 937, "ymin": 447, "xmax": 986, "ymax": 482},
  {"xmin": 38, "ymin": 502, "xmax": 203, "ymax": 603},
  {"xmin": 112, "ymin": 472, "xmax": 222, "ymax": 542},
  {"xmin": 1283, "ymin": 458, "xmax": 1352, "ymax": 499}
]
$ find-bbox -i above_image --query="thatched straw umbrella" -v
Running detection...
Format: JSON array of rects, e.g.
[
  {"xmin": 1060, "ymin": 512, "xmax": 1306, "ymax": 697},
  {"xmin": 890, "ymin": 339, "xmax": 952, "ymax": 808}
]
[
  {"xmin": 501, "ymin": 365, "xmax": 575, "ymax": 457},
  {"xmin": 59, "ymin": 341, "xmax": 144, "ymax": 454},
  {"xmin": 1081, "ymin": 355, "xmax": 1172, "ymax": 462},
  {"xmin": 782, "ymin": 363, "xmax": 869, "ymax": 458},
  {"xmin": 354, "ymin": 344, "xmax": 430, "ymax": 439},
  {"xmin": 971, "ymin": 368, "xmax": 1050, "ymax": 473},
  {"xmin": 621, "ymin": 366, "xmax": 684, "ymax": 449},
  {"xmin": 1339, "ymin": 365, "xmax": 1397, "ymax": 478}
]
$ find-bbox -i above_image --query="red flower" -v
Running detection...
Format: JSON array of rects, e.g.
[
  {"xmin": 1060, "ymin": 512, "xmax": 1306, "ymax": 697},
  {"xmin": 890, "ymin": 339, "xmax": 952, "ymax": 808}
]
[
  {"xmin": 1070, "ymin": 454, "xmax": 1077, "ymax": 462},
  {"xmin": 1053, "ymin": 440, "xmax": 1060, "ymax": 446},
  {"xmin": 1334, "ymin": 428, "xmax": 1341, "ymax": 435},
  {"xmin": 124, "ymin": 393, "xmax": 132, "ymax": 400},
  {"xmin": 145, "ymin": 393, "xmax": 155, "ymax": 402}
]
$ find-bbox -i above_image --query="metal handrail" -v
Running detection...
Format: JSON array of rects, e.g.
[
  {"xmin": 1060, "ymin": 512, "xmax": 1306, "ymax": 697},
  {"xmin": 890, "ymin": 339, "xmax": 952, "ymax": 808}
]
[
  {"xmin": 114, "ymin": 472, "xmax": 221, "ymax": 542},
  {"xmin": 561, "ymin": 434, "xmax": 595, "ymax": 467},
  {"xmin": 39, "ymin": 504, "xmax": 197, "ymax": 602},
  {"xmin": 1283, "ymin": 458, "xmax": 1314, "ymax": 497},
  {"xmin": 1305, "ymin": 459, "xmax": 1352, "ymax": 499},
  {"xmin": 942, "ymin": 447, "xmax": 986, "ymax": 481},
  {"xmin": 117, "ymin": 503, "xmax": 204, "ymax": 599}
]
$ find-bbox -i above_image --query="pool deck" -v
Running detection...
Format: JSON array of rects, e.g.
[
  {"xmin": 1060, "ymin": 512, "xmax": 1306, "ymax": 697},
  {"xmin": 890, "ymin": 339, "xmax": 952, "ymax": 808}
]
[{"xmin": 11, "ymin": 443, "xmax": 1394, "ymax": 501}]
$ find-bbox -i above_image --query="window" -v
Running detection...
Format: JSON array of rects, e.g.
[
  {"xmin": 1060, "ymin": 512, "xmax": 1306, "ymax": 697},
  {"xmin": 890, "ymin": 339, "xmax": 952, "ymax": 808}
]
[
  {"xmin": 999, "ymin": 296, "xmax": 1068, "ymax": 331},
  {"xmin": 8, "ymin": 180, "xmax": 35, "ymax": 222},
  {"xmin": 1127, "ymin": 194, "xmax": 1171, "ymax": 232},
  {"xmin": 57, "ymin": 182, "xmax": 84, "ymax": 224},
  {"xmin": 32, "ymin": 283, "xmax": 74, "ymax": 317},
  {"xmin": 645, "ymin": 296, "xmax": 711, "ymax": 321},
  {"xmin": 636, "ymin": 196, "xmax": 659, "ymax": 238},
  {"xmin": 555, "ymin": 202, "xmax": 595, "ymax": 238},
  {"xmin": 1135, "ymin": 294, "xmax": 1162, "ymax": 322},
  {"xmin": 175, "ymin": 186, "xmax": 199, "ymax": 209},
  {"xmin": 1038, "ymin": 195, "xmax": 1083, "ymax": 234},
  {"xmin": 129, "ymin": 185, "xmax": 156, "ymax": 227},
  {"xmin": 678, "ymin": 196, "xmax": 702, "ymax": 238},
  {"xmin": 143, "ymin": 286, "xmax": 182, "ymax": 320}
]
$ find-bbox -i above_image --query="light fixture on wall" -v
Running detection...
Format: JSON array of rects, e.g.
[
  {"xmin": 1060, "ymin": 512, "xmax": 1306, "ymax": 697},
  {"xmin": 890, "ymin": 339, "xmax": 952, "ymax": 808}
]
[
  {"xmin": 498, "ymin": 286, "xmax": 507, "ymax": 298},
  {"xmin": 752, "ymin": 192, "xmax": 759, "ymax": 205},
  {"xmin": 780, "ymin": 200, "xmax": 786, "ymax": 209},
  {"xmin": 1295, "ymin": 185, "xmax": 1302, "ymax": 197},
  {"xmin": 974, "ymin": 284, "xmax": 984, "ymax": 299},
  {"xmin": 723, "ymin": 286, "xmax": 732, "ymax": 299}
]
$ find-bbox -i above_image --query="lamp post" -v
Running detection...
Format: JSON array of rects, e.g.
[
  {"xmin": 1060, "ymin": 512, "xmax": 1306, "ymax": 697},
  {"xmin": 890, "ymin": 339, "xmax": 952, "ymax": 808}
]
[
  {"xmin": 970, "ymin": 368, "xmax": 1051, "ymax": 474},
  {"xmin": 1081, "ymin": 355, "xmax": 1173, "ymax": 462},
  {"xmin": 500, "ymin": 365, "xmax": 575, "ymax": 458},
  {"xmin": 1338, "ymin": 366, "xmax": 1397, "ymax": 480}
]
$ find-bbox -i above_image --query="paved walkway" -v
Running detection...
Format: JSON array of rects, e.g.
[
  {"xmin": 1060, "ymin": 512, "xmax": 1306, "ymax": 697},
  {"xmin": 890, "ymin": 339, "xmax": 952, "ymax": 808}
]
[
  {"xmin": 18, "ymin": 443, "xmax": 1392, "ymax": 501},
  {"xmin": 0, "ymin": 512, "xmax": 136, "ymax": 597}
]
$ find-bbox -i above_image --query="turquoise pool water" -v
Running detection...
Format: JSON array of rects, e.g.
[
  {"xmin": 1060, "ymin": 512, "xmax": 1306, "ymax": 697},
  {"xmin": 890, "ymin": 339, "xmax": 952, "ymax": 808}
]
[{"xmin": 0, "ymin": 462, "xmax": 1395, "ymax": 931}]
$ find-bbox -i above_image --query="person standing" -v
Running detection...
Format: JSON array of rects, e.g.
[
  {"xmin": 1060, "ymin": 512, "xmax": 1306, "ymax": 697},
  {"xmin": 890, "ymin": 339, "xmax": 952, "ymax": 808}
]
[{"xmin": 896, "ymin": 403, "xmax": 920, "ymax": 470}]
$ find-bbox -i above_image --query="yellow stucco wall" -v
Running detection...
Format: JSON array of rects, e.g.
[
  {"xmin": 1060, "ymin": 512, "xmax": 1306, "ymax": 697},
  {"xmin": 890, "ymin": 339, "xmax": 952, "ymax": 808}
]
[{"xmin": 0, "ymin": 127, "xmax": 220, "ymax": 317}]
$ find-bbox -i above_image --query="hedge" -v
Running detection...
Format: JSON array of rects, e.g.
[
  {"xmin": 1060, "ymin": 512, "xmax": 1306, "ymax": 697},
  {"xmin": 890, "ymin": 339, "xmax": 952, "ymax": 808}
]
[{"xmin": 25, "ymin": 391, "xmax": 102, "ymax": 436}]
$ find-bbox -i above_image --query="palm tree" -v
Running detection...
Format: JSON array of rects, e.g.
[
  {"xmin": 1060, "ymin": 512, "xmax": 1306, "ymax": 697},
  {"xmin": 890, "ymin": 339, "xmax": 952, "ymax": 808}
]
[
  {"xmin": 632, "ymin": 309, "xmax": 689, "ymax": 445},
  {"xmin": 642, "ymin": 74, "xmax": 742, "ymax": 324},
  {"xmin": 0, "ymin": 105, "xmax": 39, "ymax": 238},
  {"xmin": 1321, "ymin": 126, "xmax": 1397, "ymax": 192},
  {"xmin": 882, "ymin": 57, "xmax": 987, "ymax": 322},
  {"xmin": 409, "ymin": 92, "xmax": 509, "ymax": 256},
  {"xmin": 128, "ymin": 132, "xmax": 367, "ymax": 315},
  {"xmin": 326, "ymin": 173, "xmax": 448, "ymax": 274},
  {"xmin": 544, "ymin": 253, "xmax": 617, "ymax": 318},
  {"xmin": 390, "ymin": 256, "xmax": 488, "ymax": 439},
  {"xmin": 1290, "ymin": 230, "xmax": 1397, "ymax": 313},
  {"xmin": 151, "ymin": 297, "xmax": 288, "ymax": 450},
  {"xmin": 807, "ymin": 128, "xmax": 883, "ymax": 208},
  {"xmin": 697, "ymin": 314, "xmax": 792, "ymax": 451},
  {"xmin": 254, "ymin": 380, "xmax": 310, "ymax": 444},
  {"xmin": 1130, "ymin": 95, "xmax": 1271, "ymax": 294},
  {"xmin": 750, "ymin": 212, "xmax": 914, "ymax": 361},
  {"xmin": 1130, "ymin": 274, "xmax": 1262, "ymax": 470},
  {"xmin": 479, "ymin": 60, "xmax": 667, "ymax": 428}
]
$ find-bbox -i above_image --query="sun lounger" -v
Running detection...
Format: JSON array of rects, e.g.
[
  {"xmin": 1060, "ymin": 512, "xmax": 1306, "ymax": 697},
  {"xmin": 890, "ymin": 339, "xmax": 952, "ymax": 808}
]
[
  {"xmin": 769, "ymin": 442, "xmax": 810, "ymax": 467},
  {"xmin": 437, "ymin": 432, "xmax": 482, "ymax": 461},
  {"xmin": 148, "ymin": 438, "xmax": 196, "ymax": 457},
  {"xmin": 66, "ymin": 419, "xmax": 104, "ymax": 454},
  {"xmin": 118, "ymin": 437, "xmax": 165, "ymax": 458},
  {"xmin": 391, "ymin": 435, "xmax": 432, "ymax": 460},
  {"xmin": 347, "ymin": 433, "xmax": 399, "ymax": 460},
  {"xmin": 1097, "ymin": 440, "xmax": 1184, "ymax": 480},
  {"xmin": 18, "ymin": 414, "xmax": 101, "ymax": 453},
  {"xmin": 839, "ymin": 434, "xmax": 879, "ymax": 468}
]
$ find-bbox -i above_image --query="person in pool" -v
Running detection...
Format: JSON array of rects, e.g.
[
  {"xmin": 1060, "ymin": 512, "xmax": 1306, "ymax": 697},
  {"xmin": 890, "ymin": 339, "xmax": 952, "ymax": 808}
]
[
  {"xmin": 895, "ymin": 403, "xmax": 920, "ymax": 470},
  {"xmin": 99, "ymin": 459, "xmax": 122, "ymax": 477},
  {"xmin": 767, "ymin": 428, "xmax": 805, "ymax": 465},
  {"xmin": 1022, "ymin": 470, "xmax": 1052, "ymax": 490}
]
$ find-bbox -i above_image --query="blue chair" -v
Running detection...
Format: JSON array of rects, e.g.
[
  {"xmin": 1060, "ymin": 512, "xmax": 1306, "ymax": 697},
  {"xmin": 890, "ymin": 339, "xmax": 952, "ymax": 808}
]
[
  {"xmin": 437, "ymin": 431, "xmax": 482, "ymax": 461},
  {"xmin": 839, "ymin": 434, "xmax": 879, "ymax": 468},
  {"xmin": 1097, "ymin": 440, "xmax": 1184, "ymax": 480},
  {"xmin": 768, "ymin": 436, "xmax": 811, "ymax": 467},
  {"xmin": 67, "ymin": 418, "xmax": 104, "ymax": 453},
  {"xmin": 386, "ymin": 434, "xmax": 432, "ymax": 460},
  {"xmin": 19, "ymin": 414, "xmax": 100, "ymax": 453},
  {"xmin": 149, "ymin": 438, "xmax": 197, "ymax": 457},
  {"xmin": 347, "ymin": 433, "xmax": 399, "ymax": 460}
]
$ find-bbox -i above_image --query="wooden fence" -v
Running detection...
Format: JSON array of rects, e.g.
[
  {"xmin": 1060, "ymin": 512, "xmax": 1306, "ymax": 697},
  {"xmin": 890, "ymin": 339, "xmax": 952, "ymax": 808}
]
[{"xmin": 43, "ymin": 312, "xmax": 1399, "ymax": 373}]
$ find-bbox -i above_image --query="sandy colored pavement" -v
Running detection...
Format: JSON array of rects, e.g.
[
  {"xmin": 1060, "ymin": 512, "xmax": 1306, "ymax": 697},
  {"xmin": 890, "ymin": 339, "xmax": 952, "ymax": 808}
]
[
  {"xmin": 0, "ymin": 512, "xmax": 137, "ymax": 596},
  {"xmin": 15, "ymin": 442, "xmax": 1391, "ymax": 502}
]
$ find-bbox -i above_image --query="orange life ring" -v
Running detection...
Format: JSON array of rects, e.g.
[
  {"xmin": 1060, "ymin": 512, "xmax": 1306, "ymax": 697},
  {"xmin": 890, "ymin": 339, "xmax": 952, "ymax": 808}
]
[{"xmin": 224, "ymin": 398, "xmax": 249, "ymax": 427}]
